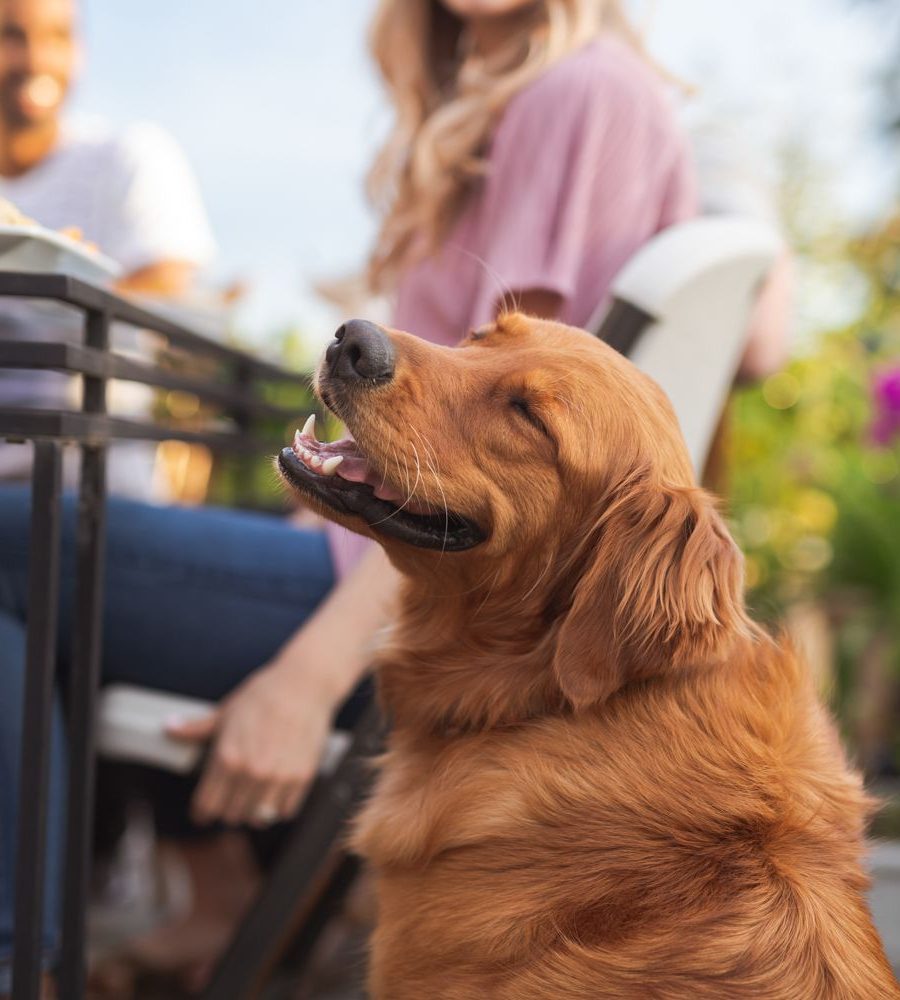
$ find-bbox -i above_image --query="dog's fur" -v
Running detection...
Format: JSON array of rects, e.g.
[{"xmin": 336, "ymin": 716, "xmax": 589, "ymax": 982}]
[{"xmin": 290, "ymin": 314, "xmax": 899, "ymax": 999}]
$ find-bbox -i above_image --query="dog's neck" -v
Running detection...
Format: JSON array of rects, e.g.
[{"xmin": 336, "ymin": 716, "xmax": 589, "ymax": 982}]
[
  {"xmin": 374, "ymin": 534, "xmax": 756, "ymax": 738},
  {"xmin": 374, "ymin": 559, "xmax": 572, "ymax": 736}
]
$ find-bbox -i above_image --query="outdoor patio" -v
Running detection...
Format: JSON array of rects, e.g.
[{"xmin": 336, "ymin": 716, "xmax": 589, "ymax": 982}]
[{"xmin": 1, "ymin": 1, "xmax": 900, "ymax": 998}]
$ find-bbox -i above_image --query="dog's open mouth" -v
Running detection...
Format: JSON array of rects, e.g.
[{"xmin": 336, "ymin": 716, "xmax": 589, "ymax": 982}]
[{"xmin": 277, "ymin": 415, "xmax": 486, "ymax": 551}]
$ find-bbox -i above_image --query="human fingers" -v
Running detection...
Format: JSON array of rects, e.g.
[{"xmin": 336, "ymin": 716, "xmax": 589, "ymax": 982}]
[{"xmin": 166, "ymin": 710, "xmax": 219, "ymax": 743}]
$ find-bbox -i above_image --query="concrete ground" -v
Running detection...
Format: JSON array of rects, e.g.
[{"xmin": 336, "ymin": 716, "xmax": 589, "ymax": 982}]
[{"xmin": 870, "ymin": 840, "xmax": 900, "ymax": 976}]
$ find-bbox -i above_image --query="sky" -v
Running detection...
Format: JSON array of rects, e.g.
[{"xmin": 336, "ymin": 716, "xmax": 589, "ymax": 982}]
[{"xmin": 71, "ymin": 0, "xmax": 896, "ymax": 352}]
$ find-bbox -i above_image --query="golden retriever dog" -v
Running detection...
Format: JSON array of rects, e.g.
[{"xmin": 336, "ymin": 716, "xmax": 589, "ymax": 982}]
[{"xmin": 278, "ymin": 314, "xmax": 899, "ymax": 999}]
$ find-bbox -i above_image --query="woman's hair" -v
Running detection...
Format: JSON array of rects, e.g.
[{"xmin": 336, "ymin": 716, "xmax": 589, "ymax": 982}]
[{"xmin": 366, "ymin": 0, "xmax": 652, "ymax": 292}]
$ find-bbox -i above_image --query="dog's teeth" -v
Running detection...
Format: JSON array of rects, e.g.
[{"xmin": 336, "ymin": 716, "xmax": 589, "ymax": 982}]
[
  {"xmin": 301, "ymin": 413, "xmax": 316, "ymax": 440},
  {"xmin": 293, "ymin": 430, "xmax": 303, "ymax": 452},
  {"xmin": 310, "ymin": 455, "xmax": 323, "ymax": 468},
  {"xmin": 320, "ymin": 455, "xmax": 343, "ymax": 476}
]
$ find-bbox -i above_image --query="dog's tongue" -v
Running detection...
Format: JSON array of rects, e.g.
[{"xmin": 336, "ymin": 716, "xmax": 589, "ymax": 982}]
[
  {"xmin": 320, "ymin": 437, "xmax": 406, "ymax": 503},
  {"xmin": 335, "ymin": 454, "xmax": 405, "ymax": 503}
]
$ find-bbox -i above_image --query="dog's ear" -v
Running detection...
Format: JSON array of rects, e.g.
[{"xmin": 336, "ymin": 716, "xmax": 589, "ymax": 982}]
[{"xmin": 552, "ymin": 480, "xmax": 747, "ymax": 709}]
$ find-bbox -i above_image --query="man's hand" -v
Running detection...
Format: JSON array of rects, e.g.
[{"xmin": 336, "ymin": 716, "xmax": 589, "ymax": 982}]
[
  {"xmin": 116, "ymin": 260, "xmax": 197, "ymax": 299},
  {"xmin": 167, "ymin": 662, "xmax": 333, "ymax": 828}
]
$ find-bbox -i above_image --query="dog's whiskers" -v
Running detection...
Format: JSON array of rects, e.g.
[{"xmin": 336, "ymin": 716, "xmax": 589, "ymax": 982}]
[
  {"xmin": 473, "ymin": 566, "xmax": 503, "ymax": 618},
  {"xmin": 552, "ymin": 392, "xmax": 588, "ymax": 422},
  {"xmin": 369, "ymin": 435, "xmax": 422, "ymax": 526},
  {"xmin": 453, "ymin": 245, "xmax": 520, "ymax": 319},
  {"xmin": 410, "ymin": 426, "xmax": 450, "ymax": 555},
  {"xmin": 389, "ymin": 433, "xmax": 422, "ymax": 515},
  {"xmin": 519, "ymin": 553, "xmax": 555, "ymax": 604},
  {"xmin": 405, "ymin": 442, "xmax": 423, "ymax": 511}
]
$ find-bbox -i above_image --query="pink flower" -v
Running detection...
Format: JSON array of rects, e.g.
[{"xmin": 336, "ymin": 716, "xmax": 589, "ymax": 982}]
[{"xmin": 871, "ymin": 365, "xmax": 900, "ymax": 446}]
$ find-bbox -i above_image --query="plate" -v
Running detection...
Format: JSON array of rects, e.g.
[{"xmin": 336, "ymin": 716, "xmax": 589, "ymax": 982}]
[{"xmin": 0, "ymin": 223, "xmax": 121, "ymax": 284}]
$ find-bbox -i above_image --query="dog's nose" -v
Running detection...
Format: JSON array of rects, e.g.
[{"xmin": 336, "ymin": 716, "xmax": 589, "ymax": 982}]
[{"xmin": 325, "ymin": 319, "xmax": 395, "ymax": 385}]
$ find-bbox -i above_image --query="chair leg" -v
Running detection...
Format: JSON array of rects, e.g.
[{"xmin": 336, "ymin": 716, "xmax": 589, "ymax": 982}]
[
  {"xmin": 60, "ymin": 443, "xmax": 108, "ymax": 998},
  {"xmin": 199, "ymin": 701, "xmax": 383, "ymax": 1000},
  {"xmin": 12, "ymin": 443, "xmax": 63, "ymax": 1000},
  {"xmin": 279, "ymin": 852, "xmax": 363, "ymax": 977}
]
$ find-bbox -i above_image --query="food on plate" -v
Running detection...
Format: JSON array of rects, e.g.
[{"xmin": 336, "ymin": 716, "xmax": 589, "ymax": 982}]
[
  {"xmin": 58, "ymin": 226, "xmax": 98, "ymax": 253},
  {"xmin": 0, "ymin": 196, "xmax": 36, "ymax": 227},
  {"xmin": 0, "ymin": 197, "xmax": 98, "ymax": 252}
]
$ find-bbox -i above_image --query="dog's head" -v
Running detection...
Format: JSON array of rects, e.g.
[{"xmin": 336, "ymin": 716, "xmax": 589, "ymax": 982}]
[{"xmin": 279, "ymin": 313, "xmax": 750, "ymax": 710}]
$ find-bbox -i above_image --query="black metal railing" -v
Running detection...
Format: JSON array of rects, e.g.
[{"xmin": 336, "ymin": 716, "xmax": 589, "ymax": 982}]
[{"xmin": 0, "ymin": 270, "xmax": 312, "ymax": 1000}]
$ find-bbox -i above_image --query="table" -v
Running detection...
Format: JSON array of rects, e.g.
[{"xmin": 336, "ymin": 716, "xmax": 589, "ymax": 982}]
[{"xmin": 0, "ymin": 271, "xmax": 303, "ymax": 999}]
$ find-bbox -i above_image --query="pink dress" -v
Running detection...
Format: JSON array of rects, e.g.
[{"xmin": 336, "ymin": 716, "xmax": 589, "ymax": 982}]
[{"xmin": 327, "ymin": 34, "xmax": 697, "ymax": 575}]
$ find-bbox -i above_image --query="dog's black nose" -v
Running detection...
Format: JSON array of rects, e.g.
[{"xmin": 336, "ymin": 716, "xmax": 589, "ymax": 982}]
[{"xmin": 325, "ymin": 319, "xmax": 395, "ymax": 385}]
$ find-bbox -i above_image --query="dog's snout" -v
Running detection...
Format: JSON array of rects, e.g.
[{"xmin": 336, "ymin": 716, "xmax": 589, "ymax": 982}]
[{"xmin": 326, "ymin": 319, "xmax": 395, "ymax": 385}]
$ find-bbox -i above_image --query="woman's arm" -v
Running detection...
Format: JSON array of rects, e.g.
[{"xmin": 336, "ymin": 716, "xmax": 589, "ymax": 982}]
[
  {"xmin": 736, "ymin": 250, "xmax": 793, "ymax": 382},
  {"xmin": 168, "ymin": 543, "xmax": 399, "ymax": 826}
]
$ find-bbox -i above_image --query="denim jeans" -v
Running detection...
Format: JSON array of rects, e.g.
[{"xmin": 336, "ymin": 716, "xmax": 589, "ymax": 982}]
[{"xmin": 0, "ymin": 486, "xmax": 336, "ymax": 988}]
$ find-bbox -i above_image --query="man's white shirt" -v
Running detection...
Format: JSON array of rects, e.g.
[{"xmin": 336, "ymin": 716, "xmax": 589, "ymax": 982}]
[
  {"xmin": 0, "ymin": 116, "xmax": 215, "ymax": 271},
  {"xmin": 0, "ymin": 117, "xmax": 217, "ymax": 494}
]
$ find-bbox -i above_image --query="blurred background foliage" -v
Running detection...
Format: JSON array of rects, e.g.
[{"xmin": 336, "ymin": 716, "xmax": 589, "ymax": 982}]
[
  {"xmin": 724, "ymin": 0, "xmax": 900, "ymax": 780},
  {"xmin": 726, "ymin": 84, "xmax": 900, "ymax": 777},
  {"xmin": 208, "ymin": 327, "xmax": 318, "ymax": 509}
]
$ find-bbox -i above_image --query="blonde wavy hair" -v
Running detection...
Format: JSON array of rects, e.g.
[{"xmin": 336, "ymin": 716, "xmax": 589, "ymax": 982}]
[{"xmin": 366, "ymin": 0, "xmax": 653, "ymax": 292}]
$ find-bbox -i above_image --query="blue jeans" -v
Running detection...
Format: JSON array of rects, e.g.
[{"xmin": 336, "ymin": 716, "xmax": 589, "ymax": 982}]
[{"xmin": 0, "ymin": 487, "xmax": 336, "ymax": 988}]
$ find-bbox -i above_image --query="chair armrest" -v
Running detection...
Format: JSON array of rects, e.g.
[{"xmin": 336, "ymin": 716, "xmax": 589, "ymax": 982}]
[
  {"xmin": 97, "ymin": 684, "xmax": 350, "ymax": 776},
  {"xmin": 587, "ymin": 215, "xmax": 785, "ymax": 474},
  {"xmin": 608, "ymin": 215, "xmax": 783, "ymax": 321}
]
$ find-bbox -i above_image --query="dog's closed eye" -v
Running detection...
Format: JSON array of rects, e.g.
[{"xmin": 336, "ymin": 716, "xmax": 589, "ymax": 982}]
[{"xmin": 510, "ymin": 396, "xmax": 553, "ymax": 441}]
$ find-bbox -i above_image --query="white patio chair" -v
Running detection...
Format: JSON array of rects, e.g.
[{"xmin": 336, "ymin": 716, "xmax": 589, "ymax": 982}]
[{"xmin": 589, "ymin": 214, "xmax": 783, "ymax": 474}]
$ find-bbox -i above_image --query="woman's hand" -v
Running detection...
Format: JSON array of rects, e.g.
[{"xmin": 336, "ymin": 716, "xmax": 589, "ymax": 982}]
[
  {"xmin": 168, "ymin": 544, "xmax": 399, "ymax": 828},
  {"xmin": 167, "ymin": 662, "xmax": 334, "ymax": 828}
]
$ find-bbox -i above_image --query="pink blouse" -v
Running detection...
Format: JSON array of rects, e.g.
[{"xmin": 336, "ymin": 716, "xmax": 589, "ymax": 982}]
[
  {"xmin": 394, "ymin": 35, "xmax": 696, "ymax": 342},
  {"xmin": 326, "ymin": 34, "xmax": 697, "ymax": 576}
]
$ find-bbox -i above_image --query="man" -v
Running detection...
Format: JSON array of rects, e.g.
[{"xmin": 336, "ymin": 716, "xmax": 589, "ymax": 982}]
[
  {"xmin": 0, "ymin": 0, "xmax": 216, "ymax": 493},
  {"xmin": 0, "ymin": 0, "xmax": 214, "ymax": 290}
]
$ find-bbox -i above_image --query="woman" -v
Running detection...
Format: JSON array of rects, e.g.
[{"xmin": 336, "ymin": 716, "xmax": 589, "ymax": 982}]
[
  {"xmin": 1, "ymin": 0, "xmax": 701, "ymax": 991},
  {"xmin": 190, "ymin": 0, "xmax": 697, "ymax": 836}
]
